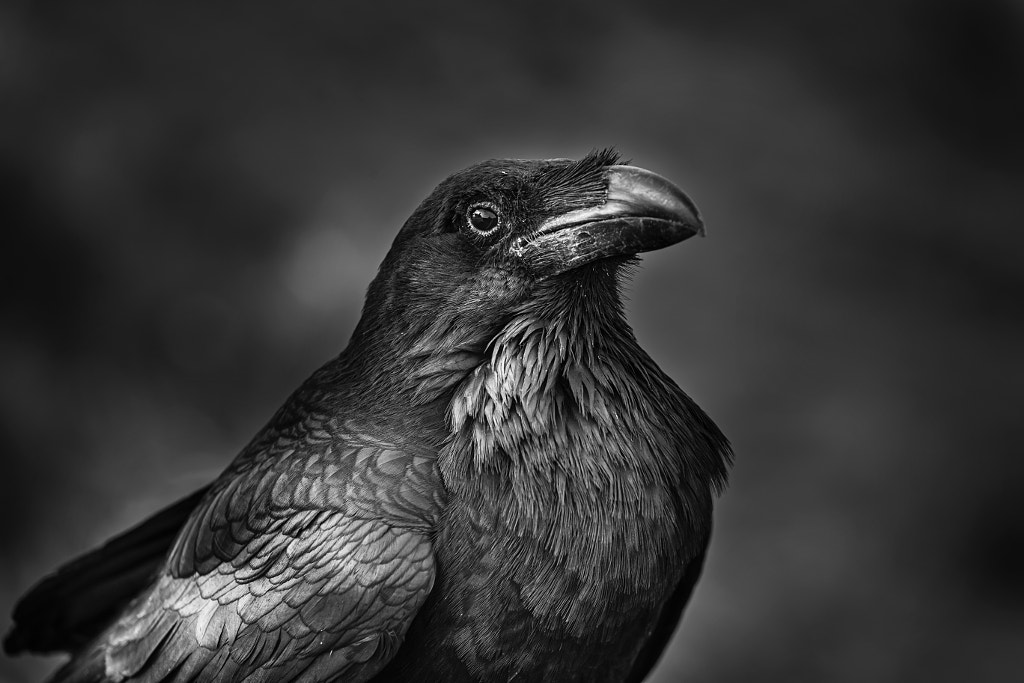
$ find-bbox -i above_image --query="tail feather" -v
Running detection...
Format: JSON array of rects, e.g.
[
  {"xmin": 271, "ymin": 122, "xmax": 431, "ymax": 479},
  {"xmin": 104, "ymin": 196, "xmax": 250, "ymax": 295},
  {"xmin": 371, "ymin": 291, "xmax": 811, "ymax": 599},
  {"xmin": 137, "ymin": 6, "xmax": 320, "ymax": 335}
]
[{"xmin": 5, "ymin": 487, "xmax": 209, "ymax": 655}]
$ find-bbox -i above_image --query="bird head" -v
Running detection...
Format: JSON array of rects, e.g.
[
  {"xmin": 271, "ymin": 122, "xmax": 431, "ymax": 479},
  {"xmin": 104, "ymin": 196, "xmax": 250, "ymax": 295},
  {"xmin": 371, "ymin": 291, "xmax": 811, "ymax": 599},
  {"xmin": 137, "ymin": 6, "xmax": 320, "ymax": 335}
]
[
  {"xmin": 359, "ymin": 150, "xmax": 700, "ymax": 328},
  {"xmin": 343, "ymin": 150, "xmax": 703, "ymax": 409}
]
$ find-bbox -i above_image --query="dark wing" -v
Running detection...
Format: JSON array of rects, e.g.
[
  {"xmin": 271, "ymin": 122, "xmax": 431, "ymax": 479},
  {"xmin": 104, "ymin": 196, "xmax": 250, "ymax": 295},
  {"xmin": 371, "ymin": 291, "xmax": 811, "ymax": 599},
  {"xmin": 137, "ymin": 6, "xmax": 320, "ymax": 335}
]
[
  {"xmin": 625, "ymin": 541, "xmax": 709, "ymax": 683},
  {"xmin": 5, "ymin": 488, "xmax": 209, "ymax": 655},
  {"xmin": 55, "ymin": 408, "xmax": 444, "ymax": 683}
]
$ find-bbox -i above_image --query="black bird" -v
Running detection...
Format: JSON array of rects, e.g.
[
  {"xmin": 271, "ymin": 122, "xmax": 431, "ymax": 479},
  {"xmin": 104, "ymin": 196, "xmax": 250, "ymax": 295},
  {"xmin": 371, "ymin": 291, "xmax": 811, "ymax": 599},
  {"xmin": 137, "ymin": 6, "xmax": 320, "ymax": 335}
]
[{"xmin": 6, "ymin": 150, "xmax": 732, "ymax": 682}]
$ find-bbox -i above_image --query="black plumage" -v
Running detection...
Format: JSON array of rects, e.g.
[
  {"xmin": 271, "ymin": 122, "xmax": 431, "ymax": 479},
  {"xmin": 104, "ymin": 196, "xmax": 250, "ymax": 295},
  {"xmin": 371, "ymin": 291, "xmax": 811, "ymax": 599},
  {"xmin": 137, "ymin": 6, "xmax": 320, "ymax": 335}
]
[{"xmin": 6, "ymin": 150, "xmax": 732, "ymax": 682}]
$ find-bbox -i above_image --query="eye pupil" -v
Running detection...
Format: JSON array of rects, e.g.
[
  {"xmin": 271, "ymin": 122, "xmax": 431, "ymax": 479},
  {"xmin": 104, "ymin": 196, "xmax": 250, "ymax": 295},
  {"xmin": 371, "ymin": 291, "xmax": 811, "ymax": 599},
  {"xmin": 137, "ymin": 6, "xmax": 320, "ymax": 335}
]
[{"xmin": 468, "ymin": 205, "xmax": 499, "ymax": 233}]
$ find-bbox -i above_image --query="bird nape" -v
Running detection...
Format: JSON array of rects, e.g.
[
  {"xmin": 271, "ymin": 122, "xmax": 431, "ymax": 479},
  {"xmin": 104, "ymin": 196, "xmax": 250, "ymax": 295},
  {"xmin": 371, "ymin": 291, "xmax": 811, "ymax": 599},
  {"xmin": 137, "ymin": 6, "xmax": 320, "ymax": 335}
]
[{"xmin": 5, "ymin": 149, "xmax": 732, "ymax": 683}]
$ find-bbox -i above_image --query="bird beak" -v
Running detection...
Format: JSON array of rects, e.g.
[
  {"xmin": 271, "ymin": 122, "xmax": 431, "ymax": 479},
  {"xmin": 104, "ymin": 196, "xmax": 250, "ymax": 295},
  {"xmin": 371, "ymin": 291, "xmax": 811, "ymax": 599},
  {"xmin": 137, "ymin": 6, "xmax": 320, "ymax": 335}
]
[{"xmin": 513, "ymin": 165, "xmax": 704, "ymax": 275}]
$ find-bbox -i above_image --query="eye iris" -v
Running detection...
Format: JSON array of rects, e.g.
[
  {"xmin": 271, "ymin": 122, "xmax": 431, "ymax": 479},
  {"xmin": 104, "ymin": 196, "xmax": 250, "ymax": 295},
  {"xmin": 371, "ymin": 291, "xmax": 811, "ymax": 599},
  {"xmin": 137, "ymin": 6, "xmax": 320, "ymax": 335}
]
[{"xmin": 469, "ymin": 206, "xmax": 499, "ymax": 233}]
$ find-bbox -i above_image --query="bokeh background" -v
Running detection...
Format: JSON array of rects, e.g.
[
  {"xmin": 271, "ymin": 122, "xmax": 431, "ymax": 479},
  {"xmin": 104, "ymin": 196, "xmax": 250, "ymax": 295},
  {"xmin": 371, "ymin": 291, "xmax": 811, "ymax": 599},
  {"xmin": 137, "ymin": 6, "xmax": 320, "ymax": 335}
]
[{"xmin": 2, "ymin": 1, "xmax": 1022, "ymax": 681}]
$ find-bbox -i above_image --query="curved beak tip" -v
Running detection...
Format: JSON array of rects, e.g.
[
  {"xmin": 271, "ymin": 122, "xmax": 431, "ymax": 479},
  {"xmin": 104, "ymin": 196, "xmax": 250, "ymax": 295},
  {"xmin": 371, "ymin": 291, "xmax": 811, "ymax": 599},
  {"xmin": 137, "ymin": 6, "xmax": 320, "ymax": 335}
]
[{"xmin": 605, "ymin": 164, "xmax": 703, "ymax": 237}]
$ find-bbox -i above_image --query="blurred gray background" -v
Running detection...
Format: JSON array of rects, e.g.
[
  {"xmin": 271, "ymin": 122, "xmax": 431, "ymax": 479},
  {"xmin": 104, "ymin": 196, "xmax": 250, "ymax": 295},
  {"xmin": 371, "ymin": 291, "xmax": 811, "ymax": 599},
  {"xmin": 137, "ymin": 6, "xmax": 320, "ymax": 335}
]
[{"xmin": 2, "ymin": 1, "xmax": 1022, "ymax": 681}]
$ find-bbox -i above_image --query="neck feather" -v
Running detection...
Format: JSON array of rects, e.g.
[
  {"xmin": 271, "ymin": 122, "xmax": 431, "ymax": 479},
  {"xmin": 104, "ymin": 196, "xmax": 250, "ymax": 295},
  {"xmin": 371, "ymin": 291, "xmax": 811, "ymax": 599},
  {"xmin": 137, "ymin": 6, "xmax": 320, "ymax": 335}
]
[{"xmin": 440, "ymin": 260, "xmax": 731, "ymax": 506}]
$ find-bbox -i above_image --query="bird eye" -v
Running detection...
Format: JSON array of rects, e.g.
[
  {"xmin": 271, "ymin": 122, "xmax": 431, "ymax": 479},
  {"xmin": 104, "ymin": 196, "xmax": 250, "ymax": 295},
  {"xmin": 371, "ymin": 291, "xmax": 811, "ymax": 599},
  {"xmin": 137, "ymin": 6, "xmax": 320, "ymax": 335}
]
[{"xmin": 466, "ymin": 203, "xmax": 500, "ymax": 234}]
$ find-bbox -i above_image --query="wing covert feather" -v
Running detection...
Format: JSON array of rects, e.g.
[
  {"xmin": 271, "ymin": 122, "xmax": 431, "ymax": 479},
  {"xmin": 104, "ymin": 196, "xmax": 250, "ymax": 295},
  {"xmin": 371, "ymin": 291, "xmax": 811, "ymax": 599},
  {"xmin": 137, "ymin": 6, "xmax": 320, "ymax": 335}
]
[{"xmin": 97, "ymin": 417, "xmax": 443, "ymax": 683}]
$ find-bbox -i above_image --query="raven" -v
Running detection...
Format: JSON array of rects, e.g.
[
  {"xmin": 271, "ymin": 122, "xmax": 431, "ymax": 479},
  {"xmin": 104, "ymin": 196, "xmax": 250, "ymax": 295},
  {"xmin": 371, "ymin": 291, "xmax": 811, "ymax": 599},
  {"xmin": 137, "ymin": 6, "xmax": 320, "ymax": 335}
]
[{"xmin": 6, "ymin": 150, "xmax": 732, "ymax": 682}]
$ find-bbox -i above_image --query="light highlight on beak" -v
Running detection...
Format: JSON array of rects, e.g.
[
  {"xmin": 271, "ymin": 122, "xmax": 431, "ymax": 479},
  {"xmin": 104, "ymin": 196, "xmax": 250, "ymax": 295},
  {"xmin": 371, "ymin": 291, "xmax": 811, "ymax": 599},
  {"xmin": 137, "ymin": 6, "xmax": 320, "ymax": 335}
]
[{"xmin": 514, "ymin": 165, "xmax": 704, "ymax": 275}]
